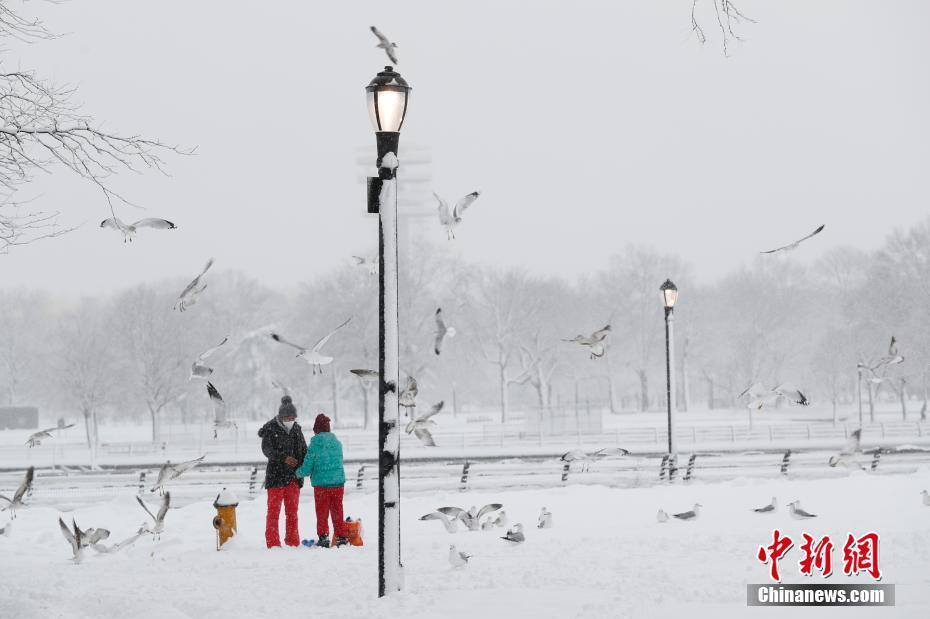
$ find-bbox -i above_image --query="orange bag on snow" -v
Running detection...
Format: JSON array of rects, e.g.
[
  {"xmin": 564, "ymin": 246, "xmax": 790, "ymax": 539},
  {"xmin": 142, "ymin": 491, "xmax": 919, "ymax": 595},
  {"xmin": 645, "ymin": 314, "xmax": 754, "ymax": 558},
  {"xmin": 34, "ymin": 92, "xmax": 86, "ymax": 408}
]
[{"xmin": 345, "ymin": 517, "xmax": 364, "ymax": 546}]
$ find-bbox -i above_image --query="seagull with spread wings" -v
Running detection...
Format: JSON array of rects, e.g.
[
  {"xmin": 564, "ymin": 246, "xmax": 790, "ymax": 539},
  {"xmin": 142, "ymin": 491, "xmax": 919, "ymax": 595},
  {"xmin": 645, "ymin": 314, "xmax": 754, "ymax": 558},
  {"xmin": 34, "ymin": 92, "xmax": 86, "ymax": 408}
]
[
  {"xmin": 437, "ymin": 504, "xmax": 503, "ymax": 531},
  {"xmin": 0, "ymin": 467, "xmax": 34, "ymax": 518},
  {"xmin": 434, "ymin": 191, "xmax": 480, "ymax": 240},
  {"xmin": 405, "ymin": 401, "xmax": 444, "ymax": 446},
  {"xmin": 563, "ymin": 324, "xmax": 611, "ymax": 360},
  {"xmin": 150, "ymin": 456, "xmax": 205, "ymax": 494},
  {"xmin": 352, "ymin": 255, "xmax": 378, "ymax": 276},
  {"xmin": 398, "ymin": 376, "xmax": 418, "ymax": 408},
  {"xmin": 738, "ymin": 383, "xmax": 809, "ymax": 410},
  {"xmin": 137, "ymin": 492, "xmax": 171, "ymax": 540},
  {"xmin": 270, "ymin": 317, "xmax": 352, "ymax": 375},
  {"xmin": 370, "ymin": 26, "xmax": 399, "ymax": 64},
  {"xmin": 560, "ymin": 447, "xmax": 630, "ymax": 472},
  {"xmin": 174, "ymin": 258, "xmax": 214, "ymax": 312},
  {"xmin": 760, "ymin": 224, "xmax": 825, "ymax": 254},
  {"xmin": 419, "ymin": 511, "xmax": 459, "ymax": 534},
  {"xmin": 59, "ymin": 517, "xmax": 85, "ymax": 563},
  {"xmin": 25, "ymin": 423, "xmax": 75, "ymax": 448},
  {"xmin": 349, "ymin": 369, "xmax": 378, "ymax": 386},
  {"xmin": 190, "ymin": 336, "xmax": 228, "ymax": 381},
  {"xmin": 208, "ymin": 382, "xmax": 237, "ymax": 439},
  {"xmin": 100, "ymin": 217, "xmax": 176, "ymax": 243},
  {"xmin": 434, "ymin": 308, "xmax": 456, "ymax": 355},
  {"xmin": 828, "ymin": 428, "xmax": 865, "ymax": 469}
]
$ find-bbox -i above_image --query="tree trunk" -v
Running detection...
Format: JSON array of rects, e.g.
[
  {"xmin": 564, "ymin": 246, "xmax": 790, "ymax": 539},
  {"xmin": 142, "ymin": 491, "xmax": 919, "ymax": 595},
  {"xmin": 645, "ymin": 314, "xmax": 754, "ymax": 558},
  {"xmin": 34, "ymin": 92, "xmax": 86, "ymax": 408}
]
[
  {"xmin": 92, "ymin": 409, "xmax": 100, "ymax": 448},
  {"xmin": 361, "ymin": 383, "xmax": 370, "ymax": 430},
  {"xmin": 605, "ymin": 351, "xmax": 619, "ymax": 414},
  {"xmin": 452, "ymin": 381, "xmax": 459, "ymax": 417},
  {"xmin": 82, "ymin": 407, "xmax": 93, "ymax": 448},
  {"xmin": 149, "ymin": 404, "xmax": 158, "ymax": 443},
  {"xmin": 499, "ymin": 363, "xmax": 508, "ymax": 424},
  {"xmin": 867, "ymin": 383, "xmax": 875, "ymax": 423},
  {"xmin": 331, "ymin": 369, "xmax": 339, "ymax": 426},
  {"xmin": 899, "ymin": 379, "xmax": 907, "ymax": 421},
  {"xmin": 832, "ymin": 397, "xmax": 837, "ymax": 426},
  {"xmin": 637, "ymin": 369, "xmax": 649, "ymax": 412}
]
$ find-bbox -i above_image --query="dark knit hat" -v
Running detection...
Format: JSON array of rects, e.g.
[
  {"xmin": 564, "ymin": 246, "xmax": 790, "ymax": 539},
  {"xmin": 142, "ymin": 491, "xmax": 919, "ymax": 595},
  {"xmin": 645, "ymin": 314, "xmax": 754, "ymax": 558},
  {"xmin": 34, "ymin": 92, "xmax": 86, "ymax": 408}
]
[
  {"xmin": 278, "ymin": 395, "xmax": 297, "ymax": 420},
  {"xmin": 313, "ymin": 413, "xmax": 331, "ymax": 434}
]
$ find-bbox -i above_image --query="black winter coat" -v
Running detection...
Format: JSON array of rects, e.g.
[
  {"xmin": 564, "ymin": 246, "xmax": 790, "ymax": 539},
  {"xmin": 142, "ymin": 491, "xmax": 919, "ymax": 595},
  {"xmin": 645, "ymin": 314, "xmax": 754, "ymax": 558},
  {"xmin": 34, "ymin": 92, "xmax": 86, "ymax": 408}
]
[{"xmin": 258, "ymin": 418, "xmax": 308, "ymax": 489}]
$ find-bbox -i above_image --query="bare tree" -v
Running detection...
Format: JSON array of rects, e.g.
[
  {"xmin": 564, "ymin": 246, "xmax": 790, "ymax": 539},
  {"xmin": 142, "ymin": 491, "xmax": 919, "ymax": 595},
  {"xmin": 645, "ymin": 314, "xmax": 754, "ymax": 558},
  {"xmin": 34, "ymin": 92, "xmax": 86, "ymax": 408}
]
[
  {"xmin": 56, "ymin": 299, "xmax": 116, "ymax": 448},
  {"xmin": 691, "ymin": 0, "xmax": 755, "ymax": 57},
  {"xmin": 0, "ymin": 3, "xmax": 185, "ymax": 251}
]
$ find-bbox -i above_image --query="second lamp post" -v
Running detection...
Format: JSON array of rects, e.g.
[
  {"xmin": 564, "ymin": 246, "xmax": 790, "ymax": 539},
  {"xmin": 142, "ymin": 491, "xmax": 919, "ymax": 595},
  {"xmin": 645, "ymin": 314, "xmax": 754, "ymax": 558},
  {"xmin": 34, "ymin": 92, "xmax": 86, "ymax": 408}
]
[{"xmin": 661, "ymin": 279, "xmax": 678, "ymax": 456}]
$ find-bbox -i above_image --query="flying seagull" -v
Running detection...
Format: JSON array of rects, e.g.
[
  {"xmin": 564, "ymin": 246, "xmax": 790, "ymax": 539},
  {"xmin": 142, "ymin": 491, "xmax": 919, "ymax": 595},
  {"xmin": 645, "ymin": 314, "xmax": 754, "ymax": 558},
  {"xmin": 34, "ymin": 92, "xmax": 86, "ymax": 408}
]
[
  {"xmin": 405, "ymin": 401, "xmax": 444, "ymax": 447},
  {"xmin": 349, "ymin": 369, "xmax": 378, "ymax": 386},
  {"xmin": 352, "ymin": 255, "xmax": 378, "ymax": 276},
  {"xmin": 137, "ymin": 491, "xmax": 171, "ymax": 540},
  {"xmin": 75, "ymin": 523, "xmax": 111, "ymax": 547},
  {"xmin": 434, "ymin": 308, "xmax": 456, "ymax": 355},
  {"xmin": 100, "ymin": 217, "xmax": 176, "ymax": 243},
  {"xmin": 760, "ymin": 224, "xmax": 825, "ymax": 254},
  {"xmin": 828, "ymin": 428, "xmax": 864, "ymax": 469},
  {"xmin": 370, "ymin": 26, "xmax": 398, "ymax": 64},
  {"xmin": 419, "ymin": 511, "xmax": 459, "ymax": 534},
  {"xmin": 448, "ymin": 544, "xmax": 472, "ymax": 568},
  {"xmin": 208, "ymin": 382, "xmax": 237, "ymax": 439},
  {"xmin": 398, "ymin": 376, "xmax": 418, "ymax": 408},
  {"xmin": 434, "ymin": 191, "xmax": 480, "ymax": 240},
  {"xmin": 0, "ymin": 466, "xmax": 34, "ymax": 518},
  {"xmin": 673, "ymin": 503, "xmax": 702, "ymax": 521},
  {"xmin": 270, "ymin": 317, "xmax": 352, "ymax": 374},
  {"xmin": 150, "ymin": 456, "xmax": 205, "ymax": 494},
  {"xmin": 656, "ymin": 509, "xmax": 670, "ymax": 523},
  {"xmin": 738, "ymin": 383, "xmax": 809, "ymax": 410},
  {"xmin": 59, "ymin": 517, "xmax": 85, "ymax": 563},
  {"xmin": 563, "ymin": 325, "xmax": 611, "ymax": 360},
  {"xmin": 437, "ymin": 504, "xmax": 503, "ymax": 531},
  {"xmin": 538, "ymin": 507, "xmax": 553, "ymax": 529},
  {"xmin": 500, "ymin": 523, "xmax": 525, "ymax": 545},
  {"xmin": 875, "ymin": 336, "xmax": 905, "ymax": 368},
  {"xmin": 560, "ymin": 447, "xmax": 630, "ymax": 472},
  {"xmin": 90, "ymin": 527, "xmax": 147, "ymax": 554},
  {"xmin": 174, "ymin": 258, "xmax": 214, "ymax": 312},
  {"xmin": 753, "ymin": 497, "xmax": 777, "ymax": 513},
  {"xmin": 25, "ymin": 423, "xmax": 75, "ymax": 448},
  {"xmin": 190, "ymin": 336, "xmax": 228, "ymax": 381},
  {"xmin": 788, "ymin": 500, "xmax": 817, "ymax": 519}
]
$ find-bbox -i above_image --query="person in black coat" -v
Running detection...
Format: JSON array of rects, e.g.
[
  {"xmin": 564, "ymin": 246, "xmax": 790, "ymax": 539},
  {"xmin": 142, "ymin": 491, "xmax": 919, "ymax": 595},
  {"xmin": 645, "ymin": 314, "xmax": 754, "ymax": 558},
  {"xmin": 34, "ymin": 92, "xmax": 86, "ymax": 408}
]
[{"xmin": 258, "ymin": 395, "xmax": 307, "ymax": 548}]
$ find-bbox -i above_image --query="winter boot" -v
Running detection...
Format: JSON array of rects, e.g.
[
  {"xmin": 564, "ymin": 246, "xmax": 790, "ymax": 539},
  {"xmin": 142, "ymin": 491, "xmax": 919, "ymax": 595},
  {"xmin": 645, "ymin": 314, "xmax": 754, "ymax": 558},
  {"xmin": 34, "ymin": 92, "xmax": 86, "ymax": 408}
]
[
  {"xmin": 333, "ymin": 536, "xmax": 349, "ymax": 548},
  {"xmin": 316, "ymin": 535, "xmax": 330, "ymax": 548}
]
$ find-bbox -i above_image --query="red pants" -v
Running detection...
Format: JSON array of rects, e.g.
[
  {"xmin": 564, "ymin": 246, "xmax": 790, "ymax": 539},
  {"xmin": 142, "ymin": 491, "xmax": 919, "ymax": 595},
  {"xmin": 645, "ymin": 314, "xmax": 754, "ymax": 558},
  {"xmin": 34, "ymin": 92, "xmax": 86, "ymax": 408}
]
[
  {"xmin": 314, "ymin": 485, "xmax": 347, "ymax": 539},
  {"xmin": 266, "ymin": 480, "xmax": 300, "ymax": 548}
]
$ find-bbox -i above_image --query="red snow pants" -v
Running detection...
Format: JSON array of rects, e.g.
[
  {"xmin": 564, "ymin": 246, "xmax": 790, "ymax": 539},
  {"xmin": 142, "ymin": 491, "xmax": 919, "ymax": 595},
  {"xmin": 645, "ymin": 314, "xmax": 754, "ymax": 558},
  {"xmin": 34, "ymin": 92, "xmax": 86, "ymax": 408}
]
[
  {"xmin": 313, "ymin": 485, "xmax": 348, "ymax": 539},
  {"xmin": 266, "ymin": 479, "xmax": 300, "ymax": 548}
]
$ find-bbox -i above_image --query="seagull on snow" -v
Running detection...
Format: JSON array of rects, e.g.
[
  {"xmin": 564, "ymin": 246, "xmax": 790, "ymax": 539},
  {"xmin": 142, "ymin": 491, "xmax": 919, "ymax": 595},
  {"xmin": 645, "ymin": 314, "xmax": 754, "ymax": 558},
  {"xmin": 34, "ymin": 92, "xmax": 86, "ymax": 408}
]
[
  {"xmin": 59, "ymin": 517, "xmax": 85, "ymax": 563},
  {"xmin": 738, "ymin": 383, "xmax": 809, "ymax": 410},
  {"xmin": 656, "ymin": 509, "xmax": 669, "ymax": 523},
  {"xmin": 673, "ymin": 503, "xmax": 702, "ymax": 521},
  {"xmin": 500, "ymin": 523, "xmax": 525, "ymax": 545},
  {"xmin": 434, "ymin": 308, "xmax": 456, "ymax": 355},
  {"xmin": 788, "ymin": 500, "xmax": 817, "ymax": 519},
  {"xmin": 760, "ymin": 224, "xmax": 824, "ymax": 254},
  {"xmin": 405, "ymin": 401, "xmax": 444, "ymax": 446},
  {"xmin": 563, "ymin": 325, "xmax": 611, "ymax": 360},
  {"xmin": 0, "ymin": 466, "xmax": 34, "ymax": 518},
  {"xmin": 538, "ymin": 507, "xmax": 553, "ymax": 529},
  {"xmin": 150, "ymin": 456, "xmax": 205, "ymax": 494},
  {"xmin": 174, "ymin": 258, "xmax": 214, "ymax": 312},
  {"xmin": 828, "ymin": 428, "xmax": 864, "ymax": 469},
  {"xmin": 434, "ymin": 191, "xmax": 480, "ymax": 240},
  {"xmin": 100, "ymin": 217, "xmax": 176, "ymax": 243},
  {"xmin": 270, "ymin": 317, "xmax": 352, "ymax": 374},
  {"xmin": 190, "ymin": 336, "xmax": 228, "ymax": 381},
  {"xmin": 753, "ymin": 497, "xmax": 777, "ymax": 513},
  {"xmin": 370, "ymin": 26, "xmax": 399, "ymax": 64},
  {"xmin": 448, "ymin": 544, "xmax": 472, "ymax": 568},
  {"xmin": 25, "ymin": 423, "xmax": 75, "ymax": 448}
]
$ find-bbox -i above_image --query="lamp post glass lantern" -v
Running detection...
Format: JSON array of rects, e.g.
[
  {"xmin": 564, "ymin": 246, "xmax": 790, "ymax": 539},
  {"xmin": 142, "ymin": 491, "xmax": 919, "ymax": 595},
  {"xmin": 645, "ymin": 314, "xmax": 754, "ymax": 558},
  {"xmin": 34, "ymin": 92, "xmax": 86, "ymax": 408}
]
[
  {"xmin": 661, "ymin": 279, "xmax": 678, "ymax": 456},
  {"xmin": 367, "ymin": 65, "xmax": 410, "ymax": 599}
]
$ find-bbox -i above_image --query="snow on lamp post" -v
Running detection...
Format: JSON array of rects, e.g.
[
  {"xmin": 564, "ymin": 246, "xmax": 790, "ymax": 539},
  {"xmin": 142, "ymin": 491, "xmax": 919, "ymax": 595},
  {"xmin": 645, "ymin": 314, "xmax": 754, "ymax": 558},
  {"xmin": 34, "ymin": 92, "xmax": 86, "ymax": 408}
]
[
  {"xmin": 366, "ymin": 65, "xmax": 410, "ymax": 598},
  {"xmin": 661, "ymin": 279, "xmax": 678, "ymax": 456}
]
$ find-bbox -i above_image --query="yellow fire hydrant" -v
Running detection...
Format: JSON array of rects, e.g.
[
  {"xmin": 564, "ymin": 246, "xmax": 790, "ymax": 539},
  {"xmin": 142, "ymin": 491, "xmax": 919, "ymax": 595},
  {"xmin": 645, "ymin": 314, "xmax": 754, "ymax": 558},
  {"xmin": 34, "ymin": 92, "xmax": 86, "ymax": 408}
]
[{"xmin": 213, "ymin": 487, "xmax": 239, "ymax": 550}]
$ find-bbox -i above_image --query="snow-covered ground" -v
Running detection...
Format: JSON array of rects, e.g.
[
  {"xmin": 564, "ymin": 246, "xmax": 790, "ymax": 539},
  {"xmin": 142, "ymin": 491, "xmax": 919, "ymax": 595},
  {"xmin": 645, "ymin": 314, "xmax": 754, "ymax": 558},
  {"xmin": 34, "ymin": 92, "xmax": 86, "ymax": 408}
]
[{"xmin": 2, "ymin": 469, "xmax": 929, "ymax": 618}]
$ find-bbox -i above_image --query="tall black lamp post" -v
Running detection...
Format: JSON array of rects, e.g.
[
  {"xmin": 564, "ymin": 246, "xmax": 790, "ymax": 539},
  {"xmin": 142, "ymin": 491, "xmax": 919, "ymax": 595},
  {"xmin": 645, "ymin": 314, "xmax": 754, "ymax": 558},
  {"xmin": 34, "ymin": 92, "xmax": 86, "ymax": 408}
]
[
  {"xmin": 661, "ymin": 279, "xmax": 678, "ymax": 456},
  {"xmin": 366, "ymin": 65, "xmax": 410, "ymax": 598}
]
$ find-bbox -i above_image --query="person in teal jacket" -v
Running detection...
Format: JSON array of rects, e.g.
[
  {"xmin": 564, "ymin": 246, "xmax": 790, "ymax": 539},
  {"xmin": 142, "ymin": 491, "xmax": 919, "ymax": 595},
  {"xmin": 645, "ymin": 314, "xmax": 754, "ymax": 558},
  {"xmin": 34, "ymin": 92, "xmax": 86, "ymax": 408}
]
[{"xmin": 296, "ymin": 413, "xmax": 348, "ymax": 547}]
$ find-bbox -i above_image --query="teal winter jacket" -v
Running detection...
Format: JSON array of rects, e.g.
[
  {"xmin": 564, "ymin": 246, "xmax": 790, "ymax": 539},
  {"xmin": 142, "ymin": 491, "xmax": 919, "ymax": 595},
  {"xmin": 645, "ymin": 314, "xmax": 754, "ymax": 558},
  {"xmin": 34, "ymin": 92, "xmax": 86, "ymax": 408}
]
[{"xmin": 296, "ymin": 431, "xmax": 346, "ymax": 487}]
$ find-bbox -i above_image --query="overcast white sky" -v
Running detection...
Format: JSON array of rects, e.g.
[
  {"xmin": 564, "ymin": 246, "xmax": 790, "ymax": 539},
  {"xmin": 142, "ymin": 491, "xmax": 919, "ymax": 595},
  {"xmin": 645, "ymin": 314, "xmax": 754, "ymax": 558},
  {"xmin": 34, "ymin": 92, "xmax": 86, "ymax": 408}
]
[{"xmin": 1, "ymin": 0, "xmax": 928, "ymax": 295}]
